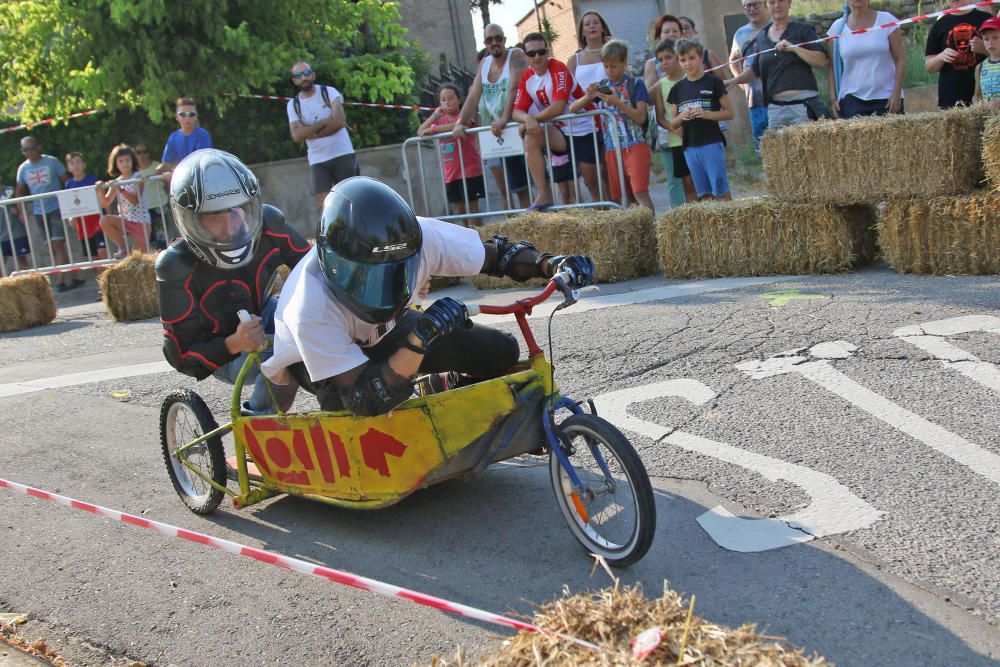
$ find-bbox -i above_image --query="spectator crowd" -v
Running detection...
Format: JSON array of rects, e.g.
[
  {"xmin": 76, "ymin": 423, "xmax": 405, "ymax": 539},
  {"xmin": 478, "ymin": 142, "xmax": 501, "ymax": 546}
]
[{"xmin": 2, "ymin": 1, "xmax": 999, "ymax": 280}]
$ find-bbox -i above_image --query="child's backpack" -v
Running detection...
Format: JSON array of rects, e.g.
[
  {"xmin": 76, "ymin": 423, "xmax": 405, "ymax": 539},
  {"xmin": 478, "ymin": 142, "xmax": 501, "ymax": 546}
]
[{"xmin": 622, "ymin": 74, "xmax": 650, "ymax": 135}]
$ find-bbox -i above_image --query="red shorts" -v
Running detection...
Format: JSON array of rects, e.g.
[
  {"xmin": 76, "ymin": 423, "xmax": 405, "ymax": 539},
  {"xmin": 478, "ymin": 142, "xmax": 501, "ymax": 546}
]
[
  {"xmin": 605, "ymin": 143, "xmax": 651, "ymax": 203},
  {"xmin": 74, "ymin": 214, "xmax": 101, "ymax": 240}
]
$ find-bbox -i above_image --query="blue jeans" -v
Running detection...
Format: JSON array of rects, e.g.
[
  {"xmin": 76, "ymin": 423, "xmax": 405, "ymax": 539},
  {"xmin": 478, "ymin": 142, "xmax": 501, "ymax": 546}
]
[
  {"xmin": 838, "ymin": 94, "xmax": 904, "ymax": 119},
  {"xmin": 213, "ymin": 296, "xmax": 298, "ymax": 412},
  {"xmin": 749, "ymin": 106, "xmax": 769, "ymax": 152},
  {"xmin": 658, "ymin": 149, "xmax": 686, "ymax": 209}
]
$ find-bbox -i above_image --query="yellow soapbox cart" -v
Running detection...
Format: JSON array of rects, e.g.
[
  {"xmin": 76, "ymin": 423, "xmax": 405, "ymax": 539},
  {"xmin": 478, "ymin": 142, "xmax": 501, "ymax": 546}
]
[{"xmin": 159, "ymin": 275, "xmax": 655, "ymax": 565}]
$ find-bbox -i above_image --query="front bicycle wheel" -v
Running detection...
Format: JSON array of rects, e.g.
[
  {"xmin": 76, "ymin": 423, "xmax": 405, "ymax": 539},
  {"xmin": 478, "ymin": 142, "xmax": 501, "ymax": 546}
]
[
  {"xmin": 160, "ymin": 390, "xmax": 226, "ymax": 514},
  {"xmin": 549, "ymin": 414, "xmax": 655, "ymax": 567}
]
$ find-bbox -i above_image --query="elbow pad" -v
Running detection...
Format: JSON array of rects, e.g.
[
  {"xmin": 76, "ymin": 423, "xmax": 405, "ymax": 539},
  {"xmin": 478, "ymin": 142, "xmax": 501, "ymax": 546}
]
[
  {"xmin": 338, "ymin": 362, "xmax": 414, "ymax": 417},
  {"xmin": 482, "ymin": 235, "xmax": 552, "ymax": 282}
]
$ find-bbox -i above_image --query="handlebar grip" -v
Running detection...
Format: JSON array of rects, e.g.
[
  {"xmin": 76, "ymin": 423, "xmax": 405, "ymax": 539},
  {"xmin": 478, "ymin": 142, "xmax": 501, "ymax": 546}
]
[{"xmin": 465, "ymin": 304, "xmax": 481, "ymax": 317}]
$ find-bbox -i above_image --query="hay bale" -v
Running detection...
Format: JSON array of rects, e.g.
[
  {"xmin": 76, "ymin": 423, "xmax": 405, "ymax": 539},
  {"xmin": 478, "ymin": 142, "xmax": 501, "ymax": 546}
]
[
  {"xmin": 429, "ymin": 276, "xmax": 463, "ymax": 291},
  {"xmin": 658, "ymin": 197, "xmax": 877, "ymax": 279},
  {"xmin": 0, "ymin": 273, "xmax": 56, "ymax": 333},
  {"xmin": 99, "ymin": 251, "xmax": 158, "ymax": 321},
  {"xmin": 762, "ymin": 106, "xmax": 991, "ymax": 203},
  {"xmin": 983, "ymin": 114, "xmax": 1000, "ymax": 191},
  {"xmin": 469, "ymin": 207, "xmax": 657, "ymax": 290},
  {"xmin": 879, "ymin": 191, "xmax": 999, "ymax": 274},
  {"xmin": 430, "ymin": 582, "xmax": 829, "ymax": 666}
]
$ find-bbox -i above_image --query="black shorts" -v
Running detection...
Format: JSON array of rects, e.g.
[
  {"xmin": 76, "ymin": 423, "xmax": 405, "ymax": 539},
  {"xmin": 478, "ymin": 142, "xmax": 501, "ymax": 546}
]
[
  {"xmin": 561, "ymin": 132, "xmax": 599, "ymax": 165},
  {"xmin": 671, "ymin": 146, "xmax": 690, "ymax": 178},
  {"xmin": 80, "ymin": 232, "xmax": 106, "ymax": 258},
  {"xmin": 310, "ymin": 153, "xmax": 358, "ymax": 195},
  {"xmin": 502, "ymin": 156, "xmax": 529, "ymax": 193},
  {"xmin": 445, "ymin": 175, "xmax": 486, "ymax": 204}
]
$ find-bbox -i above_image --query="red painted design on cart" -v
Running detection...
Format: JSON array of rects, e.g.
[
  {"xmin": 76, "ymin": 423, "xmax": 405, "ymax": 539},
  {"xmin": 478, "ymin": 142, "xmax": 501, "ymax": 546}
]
[
  {"xmin": 309, "ymin": 424, "xmax": 337, "ymax": 483},
  {"xmin": 328, "ymin": 431, "xmax": 352, "ymax": 478},
  {"xmin": 265, "ymin": 436, "xmax": 293, "ymax": 468},
  {"xmin": 360, "ymin": 429, "xmax": 407, "ymax": 477}
]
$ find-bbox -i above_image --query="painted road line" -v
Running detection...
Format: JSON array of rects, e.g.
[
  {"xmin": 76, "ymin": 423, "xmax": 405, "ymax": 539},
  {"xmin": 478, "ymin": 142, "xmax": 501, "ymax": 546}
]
[
  {"xmin": 0, "ymin": 361, "xmax": 172, "ymax": 399},
  {"xmin": 738, "ymin": 342, "xmax": 1000, "ymax": 486},
  {"xmin": 594, "ymin": 380, "xmax": 881, "ymax": 553},
  {"xmin": 473, "ymin": 276, "xmax": 799, "ymax": 325},
  {"xmin": 894, "ymin": 315, "xmax": 1000, "ymax": 394}
]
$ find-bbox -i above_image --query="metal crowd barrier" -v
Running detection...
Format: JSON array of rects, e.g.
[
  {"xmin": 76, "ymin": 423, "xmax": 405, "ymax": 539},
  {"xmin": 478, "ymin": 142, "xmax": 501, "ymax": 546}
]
[
  {"xmin": 401, "ymin": 108, "xmax": 627, "ymax": 225},
  {"xmin": 1, "ymin": 174, "xmax": 172, "ymax": 279}
]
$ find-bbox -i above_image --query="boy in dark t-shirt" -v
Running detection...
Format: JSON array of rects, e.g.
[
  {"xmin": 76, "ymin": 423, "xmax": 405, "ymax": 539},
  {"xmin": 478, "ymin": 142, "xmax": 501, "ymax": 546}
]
[
  {"xmin": 925, "ymin": 2, "xmax": 992, "ymax": 108},
  {"xmin": 667, "ymin": 39, "xmax": 734, "ymax": 201}
]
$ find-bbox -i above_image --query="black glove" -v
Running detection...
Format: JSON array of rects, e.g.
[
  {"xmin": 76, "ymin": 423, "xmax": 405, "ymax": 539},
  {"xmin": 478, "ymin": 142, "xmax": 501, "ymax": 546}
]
[
  {"xmin": 413, "ymin": 297, "xmax": 470, "ymax": 348},
  {"xmin": 549, "ymin": 255, "xmax": 596, "ymax": 288}
]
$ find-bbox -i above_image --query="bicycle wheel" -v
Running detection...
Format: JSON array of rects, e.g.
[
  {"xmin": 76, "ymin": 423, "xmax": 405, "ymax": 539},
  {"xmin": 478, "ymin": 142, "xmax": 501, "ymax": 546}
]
[
  {"xmin": 549, "ymin": 414, "xmax": 655, "ymax": 566},
  {"xmin": 160, "ymin": 390, "xmax": 226, "ymax": 514}
]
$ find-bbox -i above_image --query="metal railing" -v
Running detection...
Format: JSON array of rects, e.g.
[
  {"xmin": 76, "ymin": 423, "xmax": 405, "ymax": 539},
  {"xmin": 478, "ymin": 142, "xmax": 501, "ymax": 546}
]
[
  {"xmin": 401, "ymin": 108, "xmax": 628, "ymax": 224},
  {"xmin": 1, "ymin": 174, "xmax": 172, "ymax": 279}
]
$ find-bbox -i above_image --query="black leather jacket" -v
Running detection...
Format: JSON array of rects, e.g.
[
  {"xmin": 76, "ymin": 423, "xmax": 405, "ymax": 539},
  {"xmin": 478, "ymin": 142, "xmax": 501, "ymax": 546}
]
[{"xmin": 155, "ymin": 204, "xmax": 309, "ymax": 380}]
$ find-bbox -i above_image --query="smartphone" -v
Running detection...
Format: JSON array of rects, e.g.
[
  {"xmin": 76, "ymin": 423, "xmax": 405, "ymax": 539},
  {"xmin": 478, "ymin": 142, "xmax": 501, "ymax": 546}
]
[{"xmin": 596, "ymin": 85, "xmax": 612, "ymax": 95}]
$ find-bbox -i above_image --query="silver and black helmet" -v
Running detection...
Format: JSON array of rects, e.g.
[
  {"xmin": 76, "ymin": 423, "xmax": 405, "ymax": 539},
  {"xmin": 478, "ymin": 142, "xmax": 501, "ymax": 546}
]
[{"xmin": 170, "ymin": 149, "xmax": 263, "ymax": 270}]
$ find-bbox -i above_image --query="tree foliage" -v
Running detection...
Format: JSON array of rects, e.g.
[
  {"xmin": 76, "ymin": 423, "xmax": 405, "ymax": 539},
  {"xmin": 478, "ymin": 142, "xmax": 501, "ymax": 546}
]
[
  {"xmin": 469, "ymin": 0, "xmax": 504, "ymax": 28},
  {"xmin": 0, "ymin": 0, "xmax": 417, "ymax": 123}
]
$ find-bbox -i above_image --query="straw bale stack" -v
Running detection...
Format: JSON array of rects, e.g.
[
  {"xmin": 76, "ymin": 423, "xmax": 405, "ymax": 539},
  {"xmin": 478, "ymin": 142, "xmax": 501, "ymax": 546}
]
[
  {"xmin": 983, "ymin": 113, "xmax": 1000, "ymax": 191},
  {"xmin": 99, "ymin": 252, "xmax": 159, "ymax": 322},
  {"xmin": 879, "ymin": 191, "xmax": 999, "ymax": 274},
  {"xmin": 469, "ymin": 207, "xmax": 657, "ymax": 290},
  {"xmin": 0, "ymin": 273, "xmax": 56, "ymax": 333},
  {"xmin": 762, "ymin": 106, "xmax": 989, "ymax": 204},
  {"xmin": 658, "ymin": 197, "xmax": 877, "ymax": 279},
  {"xmin": 430, "ymin": 583, "xmax": 829, "ymax": 666},
  {"xmin": 429, "ymin": 276, "xmax": 463, "ymax": 291}
]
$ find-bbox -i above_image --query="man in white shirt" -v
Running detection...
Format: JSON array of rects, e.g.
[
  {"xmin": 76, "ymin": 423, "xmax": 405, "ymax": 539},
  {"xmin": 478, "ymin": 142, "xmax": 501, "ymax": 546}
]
[
  {"xmin": 262, "ymin": 177, "xmax": 595, "ymax": 417},
  {"xmin": 287, "ymin": 61, "xmax": 358, "ymax": 213}
]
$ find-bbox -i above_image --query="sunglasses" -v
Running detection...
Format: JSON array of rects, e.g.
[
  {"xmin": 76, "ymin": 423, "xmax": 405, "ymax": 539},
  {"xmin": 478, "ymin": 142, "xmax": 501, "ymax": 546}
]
[
  {"xmin": 292, "ymin": 69, "xmax": 314, "ymax": 79},
  {"xmin": 484, "ymin": 35, "xmax": 505, "ymax": 43},
  {"xmin": 525, "ymin": 48, "xmax": 548, "ymax": 57},
  {"xmin": 176, "ymin": 111, "xmax": 198, "ymax": 118}
]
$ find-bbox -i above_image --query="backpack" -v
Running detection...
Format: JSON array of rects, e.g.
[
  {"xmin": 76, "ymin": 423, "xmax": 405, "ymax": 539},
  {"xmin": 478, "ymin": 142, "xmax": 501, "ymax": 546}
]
[
  {"xmin": 622, "ymin": 74, "xmax": 650, "ymax": 134},
  {"xmin": 292, "ymin": 85, "xmax": 332, "ymax": 123}
]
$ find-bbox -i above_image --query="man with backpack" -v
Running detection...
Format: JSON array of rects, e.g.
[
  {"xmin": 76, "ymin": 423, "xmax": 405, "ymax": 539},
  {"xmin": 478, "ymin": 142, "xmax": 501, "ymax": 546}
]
[
  {"xmin": 569, "ymin": 40, "xmax": 654, "ymax": 212},
  {"xmin": 287, "ymin": 61, "xmax": 357, "ymax": 213}
]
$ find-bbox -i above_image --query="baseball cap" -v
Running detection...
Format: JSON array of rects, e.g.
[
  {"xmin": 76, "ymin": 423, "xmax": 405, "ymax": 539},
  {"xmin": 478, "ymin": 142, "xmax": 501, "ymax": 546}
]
[{"xmin": 980, "ymin": 17, "xmax": 1000, "ymax": 33}]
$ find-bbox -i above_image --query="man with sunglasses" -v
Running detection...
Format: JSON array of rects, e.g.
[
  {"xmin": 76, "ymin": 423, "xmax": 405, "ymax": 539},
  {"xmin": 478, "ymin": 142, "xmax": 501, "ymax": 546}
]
[
  {"xmin": 453, "ymin": 24, "xmax": 531, "ymax": 209},
  {"xmin": 160, "ymin": 98, "xmax": 213, "ymax": 173},
  {"xmin": 287, "ymin": 61, "xmax": 357, "ymax": 214},
  {"xmin": 512, "ymin": 32, "xmax": 597, "ymax": 211},
  {"xmin": 729, "ymin": 0, "xmax": 770, "ymax": 151}
]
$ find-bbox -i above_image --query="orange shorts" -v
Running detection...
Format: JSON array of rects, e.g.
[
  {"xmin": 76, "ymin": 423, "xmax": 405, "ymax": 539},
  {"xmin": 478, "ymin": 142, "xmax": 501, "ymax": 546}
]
[{"xmin": 605, "ymin": 143, "xmax": 651, "ymax": 203}]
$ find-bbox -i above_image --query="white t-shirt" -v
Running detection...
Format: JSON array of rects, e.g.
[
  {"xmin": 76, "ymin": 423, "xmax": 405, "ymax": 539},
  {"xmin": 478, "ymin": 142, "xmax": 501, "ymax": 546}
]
[
  {"xmin": 286, "ymin": 85, "xmax": 355, "ymax": 165},
  {"xmin": 262, "ymin": 218, "xmax": 485, "ymax": 385},
  {"xmin": 828, "ymin": 12, "xmax": 903, "ymax": 102}
]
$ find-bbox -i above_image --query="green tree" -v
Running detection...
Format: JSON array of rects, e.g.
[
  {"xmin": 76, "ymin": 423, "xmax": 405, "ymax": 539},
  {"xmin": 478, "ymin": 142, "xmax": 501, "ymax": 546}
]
[
  {"xmin": 469, "ymin": 0, "xmax": 504, "ymax": 28},
  {"xmin": 0, "ymin": 0, "xmax": 415, "ymax": 123}
]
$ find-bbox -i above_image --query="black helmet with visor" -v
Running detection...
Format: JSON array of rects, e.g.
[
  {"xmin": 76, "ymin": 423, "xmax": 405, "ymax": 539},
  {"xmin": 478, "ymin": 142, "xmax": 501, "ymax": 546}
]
[
  {"xmin": 317, "ymin": 177, "xmax": 422, "ymax": 324},
  {"xmin": 169, "ymin": 149, "xmax": 263, "ymax": 270}
]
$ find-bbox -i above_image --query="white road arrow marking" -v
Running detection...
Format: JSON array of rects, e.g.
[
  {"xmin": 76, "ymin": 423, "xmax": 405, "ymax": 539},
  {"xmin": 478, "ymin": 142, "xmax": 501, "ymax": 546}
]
[
  {"xmin": 894, "ymin": 315, "xmax": 1000, "ymax": 394},
  {"xmin": 594, "ymin": 380, "xmax": 882, "ymax": 553},
  {"xmin": 737, "ymin": 343, "xmax": 1000, "ymax": 486}
]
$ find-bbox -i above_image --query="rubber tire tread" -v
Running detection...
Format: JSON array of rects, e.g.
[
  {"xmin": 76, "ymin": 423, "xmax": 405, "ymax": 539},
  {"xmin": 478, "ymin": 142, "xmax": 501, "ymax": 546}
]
[
  {"xmin": 160, "ymin": 389, "xmax": 226, "ymax": 514},
  {"xmin": 550, "ymin": 413, "xmax": 656, "ymax": 567}
]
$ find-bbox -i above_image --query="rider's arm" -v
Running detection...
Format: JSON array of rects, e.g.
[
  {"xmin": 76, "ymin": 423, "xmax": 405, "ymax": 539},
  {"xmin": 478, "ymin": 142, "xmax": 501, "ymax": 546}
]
[
  {"xmin": 261, "ymin": 205, "xmax": 311, "ymax": 269},
  {"xmin": 155, "ymin": 245, "xmax": 240, "ymax": 380}
]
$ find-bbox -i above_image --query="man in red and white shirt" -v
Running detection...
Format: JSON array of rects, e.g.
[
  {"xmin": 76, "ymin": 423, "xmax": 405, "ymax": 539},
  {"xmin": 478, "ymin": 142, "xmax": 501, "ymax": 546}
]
[{"xmin": 512, "ymin": 32, "xmax": 600, "ymax": 210}]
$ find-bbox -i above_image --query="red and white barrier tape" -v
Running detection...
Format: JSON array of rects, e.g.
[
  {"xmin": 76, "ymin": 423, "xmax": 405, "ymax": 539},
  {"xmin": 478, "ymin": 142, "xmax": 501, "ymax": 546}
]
[
  {"xmin": 0, "ymin": 476, "xmax": 599, "ymax": 652},
  {"xmin": 713, "ymin": 0, "xmax": 1000, "ymax": 74},
  {"xmin": 0, "ymin": 109, "xmax": 104, "ymax": 135},
  {"xmin": 243, "ymin": 93, "xmax": 435, "ymax": 112}
]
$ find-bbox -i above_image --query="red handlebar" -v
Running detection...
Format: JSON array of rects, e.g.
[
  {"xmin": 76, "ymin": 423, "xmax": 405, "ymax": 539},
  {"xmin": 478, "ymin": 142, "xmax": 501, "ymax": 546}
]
[{"xmin": 472, "ymin": 279, "xmax": 562, "ymax": 316}]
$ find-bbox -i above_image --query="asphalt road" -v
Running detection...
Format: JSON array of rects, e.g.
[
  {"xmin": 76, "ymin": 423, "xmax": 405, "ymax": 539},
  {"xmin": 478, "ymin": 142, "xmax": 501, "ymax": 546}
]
[{"xmin": 0, "ymin": 265, "xmax": 998, "ymax": 666}]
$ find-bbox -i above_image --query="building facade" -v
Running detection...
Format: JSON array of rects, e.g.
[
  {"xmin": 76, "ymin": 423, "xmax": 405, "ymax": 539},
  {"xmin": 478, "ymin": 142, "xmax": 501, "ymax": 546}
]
[{"xmin": 395, "ymin": 0, "xmax": 479, "ymax": 74}]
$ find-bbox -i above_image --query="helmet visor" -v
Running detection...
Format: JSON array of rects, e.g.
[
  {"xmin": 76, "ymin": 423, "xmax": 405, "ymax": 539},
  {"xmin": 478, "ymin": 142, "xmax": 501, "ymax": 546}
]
[
  {"xmin": 321, "ymin": 247, "xmax": 420, "ymax": 323},
  {"xmin": 174, "ymin": 199, "xmax": 262, "ymax": 250}
]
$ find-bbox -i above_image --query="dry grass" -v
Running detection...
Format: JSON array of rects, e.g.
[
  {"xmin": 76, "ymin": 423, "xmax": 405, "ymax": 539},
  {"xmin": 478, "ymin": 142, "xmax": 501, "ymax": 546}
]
[
  {"xmin": 0, "ymin": 273, "xmax": 56, "ymax": 333},
  {"xmin": 879, "ymin": 191, "xmax": 999, "ymax": 274},
  {"xmin": 429, "ymin": 582, "xmax": 829, "ymax": 666},
  {"xmin": 98, "ymin": 251, "xmax": 159, "ymax": 322},
  {"xmin": 469, "ymin": 207, "xmax": 658, "ymax": 290},
  {"xmin": 658, "ymin": 197, "xmax": 878, "ymax": 278},
  {"xmin": 761, "ymin": 106, "xmax": 993, "ymax": 204},
  {"xmin": 983, "ymin": 114, "xmax": 1000, "ymax": 192}
]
